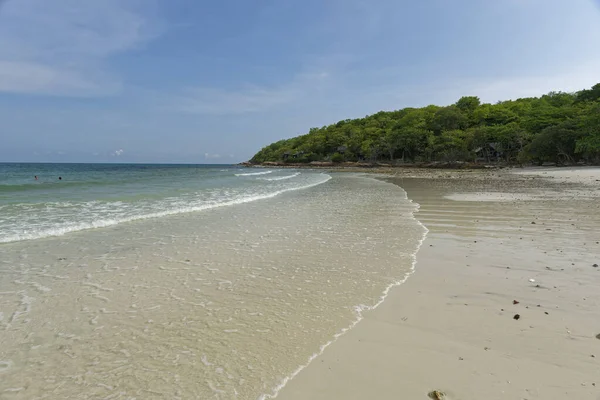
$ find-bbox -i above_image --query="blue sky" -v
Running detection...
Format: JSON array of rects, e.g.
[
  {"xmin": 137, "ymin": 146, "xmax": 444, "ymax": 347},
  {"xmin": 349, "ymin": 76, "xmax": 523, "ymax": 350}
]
[{"xmin": 1, "ymin": 0, "xmax": 599, "ymax": 163}]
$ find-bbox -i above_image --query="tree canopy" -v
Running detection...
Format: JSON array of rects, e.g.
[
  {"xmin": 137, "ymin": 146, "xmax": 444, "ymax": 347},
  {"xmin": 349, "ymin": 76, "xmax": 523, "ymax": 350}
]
[{"xmin": 250, "ymin": 83, "xmax": 600, "ymax": 165}]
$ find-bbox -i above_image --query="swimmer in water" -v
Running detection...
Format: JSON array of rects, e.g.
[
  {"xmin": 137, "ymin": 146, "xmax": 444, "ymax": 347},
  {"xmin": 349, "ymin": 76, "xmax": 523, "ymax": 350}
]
[
  {"xmin": 58, "ymin": 176, "xmax": 62, "ymax": 180},
  {"xmin": 34, "ymin": 175, "xmax": 38, "ymax": 180}
]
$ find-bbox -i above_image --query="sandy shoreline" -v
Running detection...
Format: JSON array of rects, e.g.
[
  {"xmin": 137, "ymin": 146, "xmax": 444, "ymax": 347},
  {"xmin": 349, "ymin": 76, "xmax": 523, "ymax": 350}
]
[{"xmin": 276, "ymin": 167, "xmax": 600, "ymax": 399}]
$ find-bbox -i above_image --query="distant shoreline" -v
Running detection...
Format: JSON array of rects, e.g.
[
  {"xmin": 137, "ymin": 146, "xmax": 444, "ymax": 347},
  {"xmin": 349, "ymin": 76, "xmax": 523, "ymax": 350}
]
[
  {"xmin": 240, "ymin": 161, "xmax": 600, "ymax": 174},
  {"xmin": 239, "ymin": 161, "xmax": 507, "ymax": 171}
]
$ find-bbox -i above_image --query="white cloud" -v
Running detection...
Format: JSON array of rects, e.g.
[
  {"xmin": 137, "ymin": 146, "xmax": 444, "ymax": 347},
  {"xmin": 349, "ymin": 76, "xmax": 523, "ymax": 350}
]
[
  {"xmin": 204, "ymin": 153, "xmax": 221, "ymax": 159},
  {"xmin": 0, "ymin": 0, "xmax": 158, "ymax": 96},
  {"xmin": 111, "ymin": 149, "xmax": 124, "ymax": 156}
]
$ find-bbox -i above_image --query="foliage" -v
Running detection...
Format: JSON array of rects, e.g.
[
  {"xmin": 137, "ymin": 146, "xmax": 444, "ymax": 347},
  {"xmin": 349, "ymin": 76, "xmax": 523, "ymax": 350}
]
[{"xmin": 250, "ymin": 83, "xmax": 600, "ymax": 165}]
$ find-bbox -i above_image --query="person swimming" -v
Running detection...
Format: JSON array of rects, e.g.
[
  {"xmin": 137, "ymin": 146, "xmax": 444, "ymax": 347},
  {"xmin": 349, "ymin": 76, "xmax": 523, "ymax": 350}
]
[
  {"xmin": 58, "ymin": 176, "xmax": 62, "ymax": 180},
  {"xmin": 34, "ymin": 175, "xmax": 38, "ymax": 180}
]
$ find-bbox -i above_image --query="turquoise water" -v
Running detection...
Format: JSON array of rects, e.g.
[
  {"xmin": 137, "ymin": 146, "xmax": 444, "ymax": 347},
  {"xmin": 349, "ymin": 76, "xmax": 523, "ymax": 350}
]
[
  {"xmin": 0, "ymin": 164, "xmax": 426, "ymax": 399},
  {"xmin": 0, "ymin": 163, "xmax": 328, "ymax": 243}
]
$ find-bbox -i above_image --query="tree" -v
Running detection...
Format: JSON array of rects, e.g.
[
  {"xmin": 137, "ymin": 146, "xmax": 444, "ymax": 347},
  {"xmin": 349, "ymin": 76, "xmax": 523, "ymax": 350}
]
[
  {"xmin": 575, "ymin": 105, "xmax": 600, "ymax": 162},
  {"xmin": 248, "ymin": 82, "xmax": 600, "ymax": 166},
  {"xmin": 526, "ymin": 122, "xmax": 582, "ymax": 165},
  {"xmin": 455, "ymin": 96, "xmax": 481, "ymax": 114},
  {"xmin": 576, "ymin": 83, "xmax": 600, "ymax": 103},
  {"xmin": 428, "ymin": 106, "xmax": 467, "ymax": 135}
]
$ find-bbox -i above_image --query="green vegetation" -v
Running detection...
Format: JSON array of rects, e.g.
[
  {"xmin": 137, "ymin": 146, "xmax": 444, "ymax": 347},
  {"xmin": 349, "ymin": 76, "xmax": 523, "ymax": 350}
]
[{"xmin": 250, "ymin": 83, "xmax": 600, "ymax": 165}]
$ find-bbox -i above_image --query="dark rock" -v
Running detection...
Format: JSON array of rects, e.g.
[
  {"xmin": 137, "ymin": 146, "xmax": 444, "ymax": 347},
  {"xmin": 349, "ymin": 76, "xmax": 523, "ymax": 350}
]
[
  {"xmin": 513, "ymin": 300, "xmax": 520, "ymax": 305},
  {"xmin": 531, "ymin": 221, "xmax": 536, "ymax": 224},
  {"xmin": 513, "ymin": 314, "xmax": 521, "ymax": 320},
  {"xmin": 593, "ymin": 264, "xmax": 598, "ymax": 268}
]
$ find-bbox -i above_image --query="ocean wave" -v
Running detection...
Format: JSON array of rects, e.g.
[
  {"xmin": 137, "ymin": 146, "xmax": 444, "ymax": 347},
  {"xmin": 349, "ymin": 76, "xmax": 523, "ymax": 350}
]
[
  {"xmin": 234, "ymin": 170, "xmax": 273, "ymax": 176},
  {"xmin": 0, "ymin": 174, "xmax": 332, "ymax": 243},
  {"xmin": 258, "ymin": 172, "xmax": 301, "ymax": 181}
]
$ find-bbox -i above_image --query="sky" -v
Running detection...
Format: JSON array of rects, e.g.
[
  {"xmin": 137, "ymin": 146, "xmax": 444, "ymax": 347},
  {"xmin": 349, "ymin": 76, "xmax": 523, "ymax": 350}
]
[{"xmin": 1, "ymin": 0, "xmax": 599, "ymax": 164}]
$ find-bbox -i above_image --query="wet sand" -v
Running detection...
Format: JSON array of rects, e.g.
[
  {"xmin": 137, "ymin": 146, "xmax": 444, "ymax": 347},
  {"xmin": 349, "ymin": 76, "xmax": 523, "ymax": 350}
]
[{"xmin": 277, "ymin": 167, "xmax": 600, "ymax": 399}]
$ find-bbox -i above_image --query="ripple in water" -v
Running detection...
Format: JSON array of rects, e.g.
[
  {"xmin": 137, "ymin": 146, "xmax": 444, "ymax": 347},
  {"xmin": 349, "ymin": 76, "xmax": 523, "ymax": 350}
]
[{"xmin": 0, "ymin": 174, "xmax": 425, "ymax": 399}]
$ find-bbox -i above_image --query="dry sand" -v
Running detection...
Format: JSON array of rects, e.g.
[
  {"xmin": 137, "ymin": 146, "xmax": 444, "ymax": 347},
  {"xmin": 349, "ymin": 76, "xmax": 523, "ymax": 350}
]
[{"xmin": 276, "ymin": 167, "xmax": 600, "ymax": 400}]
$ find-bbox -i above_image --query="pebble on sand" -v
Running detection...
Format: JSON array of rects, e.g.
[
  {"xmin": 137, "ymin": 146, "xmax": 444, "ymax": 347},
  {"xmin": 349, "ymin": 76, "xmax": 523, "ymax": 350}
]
[
  {"xmin": 428, "ymin": 390, "xmax": 446, "ymax": 400},
  {"xmin": 513, "ymin": 314, "xmax": 521, "ymax": 320}
]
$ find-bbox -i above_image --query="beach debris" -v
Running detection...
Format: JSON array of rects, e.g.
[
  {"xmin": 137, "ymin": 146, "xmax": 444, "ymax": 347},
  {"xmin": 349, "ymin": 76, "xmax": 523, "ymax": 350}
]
[
  {"xmin": 596, "ymin": 334, "xmax": 600, "ymax": 340},
  {"xmin": 428, "ymin": 390, "xmax": 446, "ymax": 400},
  {"xmin": 513, "ymin": 314, "xmax": 521, "ymax": 320},
  {"xmin": 593, "ymin": 264, "xmax": 598, "ymax": 268},
  {"xmin": 528, "ymin": 278, "xmax": 536, "ymax": 283},
  {"xmin": 484, "ymin": 347, "xmax": 490, "ymax": 351},
  {"xmin": 544, "ymin": 312, "xmax": 549, "ymax": 315},
  {"xmin": 513, "ymin": 300, "xmax": 520, "ymax": 305},
  {"xmin": 458, "ymin": 357, "xmax": 464, "ymax": 361},
  {"xmin": 531, "ymin": 221, "xmax": 536, "ymax": 224}
]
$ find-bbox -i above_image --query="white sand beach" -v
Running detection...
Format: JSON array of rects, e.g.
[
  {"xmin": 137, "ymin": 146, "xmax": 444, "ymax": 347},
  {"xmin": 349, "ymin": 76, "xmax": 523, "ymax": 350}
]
[{"xmin": 276, "ymin": 167, "xmax": 600, "ymax": 400}]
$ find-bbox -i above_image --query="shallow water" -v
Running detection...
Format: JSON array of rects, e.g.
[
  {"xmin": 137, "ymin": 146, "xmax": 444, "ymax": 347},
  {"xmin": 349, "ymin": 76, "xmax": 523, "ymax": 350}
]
[{"xmin": 0, "ymin": 170, "xmax": 424, "ymax": 399}]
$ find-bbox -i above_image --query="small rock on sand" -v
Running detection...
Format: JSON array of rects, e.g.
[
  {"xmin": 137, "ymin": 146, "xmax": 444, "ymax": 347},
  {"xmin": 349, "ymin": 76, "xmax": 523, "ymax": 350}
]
[
  {"xmin": 513, "ymin": 314, "xmax": 521, "ymax": 320},
  {"xmin": 428, "ymin": 390, "xmax": 446, "ymax": 400}
]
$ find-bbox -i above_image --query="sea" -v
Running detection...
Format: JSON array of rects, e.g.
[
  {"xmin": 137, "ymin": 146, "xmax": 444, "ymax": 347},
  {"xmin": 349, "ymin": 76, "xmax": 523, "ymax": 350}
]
[{"xmin": 0, "ymin": 163, "xmax": 426, "ymax": 399}]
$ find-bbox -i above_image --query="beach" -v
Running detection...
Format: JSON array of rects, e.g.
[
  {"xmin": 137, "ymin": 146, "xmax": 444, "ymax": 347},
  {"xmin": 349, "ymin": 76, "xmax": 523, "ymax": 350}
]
[
  {"xmin": 277, "ymin": 167, "xmax": 600, "ymax": 400},
  {"xmin": 1, "ymin": 164, "xmax": 599, "ymax": 399}
]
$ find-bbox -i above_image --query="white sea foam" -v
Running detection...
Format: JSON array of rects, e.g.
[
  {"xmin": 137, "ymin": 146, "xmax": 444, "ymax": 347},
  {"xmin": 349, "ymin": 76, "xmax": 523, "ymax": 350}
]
[
  {"xmin": 234, "ymin": 170, "xmax": 273, "ymax": 176},
  {"xmin": 257, "ymin": 179, "xmax": 429, "ymax": 400},
  {"xmin": 0, "ymin": 174, "xmax": 331, "ymax": 243},
  {"xmin": 259, "ymin": 172, "xmax": 301, "ymax": 181}
]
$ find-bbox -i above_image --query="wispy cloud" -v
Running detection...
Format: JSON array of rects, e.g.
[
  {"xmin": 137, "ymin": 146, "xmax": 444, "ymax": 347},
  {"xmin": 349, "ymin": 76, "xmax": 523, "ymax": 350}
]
[
  {"xmin": 173, "ymin": 72, "xmax": 330, "ymax": 115},
  {"xmin": 0, "ymin": 0, "xmax": 159, "ymax": 96},
  {"xmin": 111, "ymin": 149, "xmax": 124, "ymax": 156},
  {"xmin": 204, "ymin": 153, "xmax": 221, "ymax": 159}
]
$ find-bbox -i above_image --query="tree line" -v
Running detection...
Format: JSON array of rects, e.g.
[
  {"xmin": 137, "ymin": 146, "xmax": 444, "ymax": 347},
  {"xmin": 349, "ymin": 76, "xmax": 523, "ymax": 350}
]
[{"xmin": 250, "ymin": 83, "xmax": 600, "ymax": 165}]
